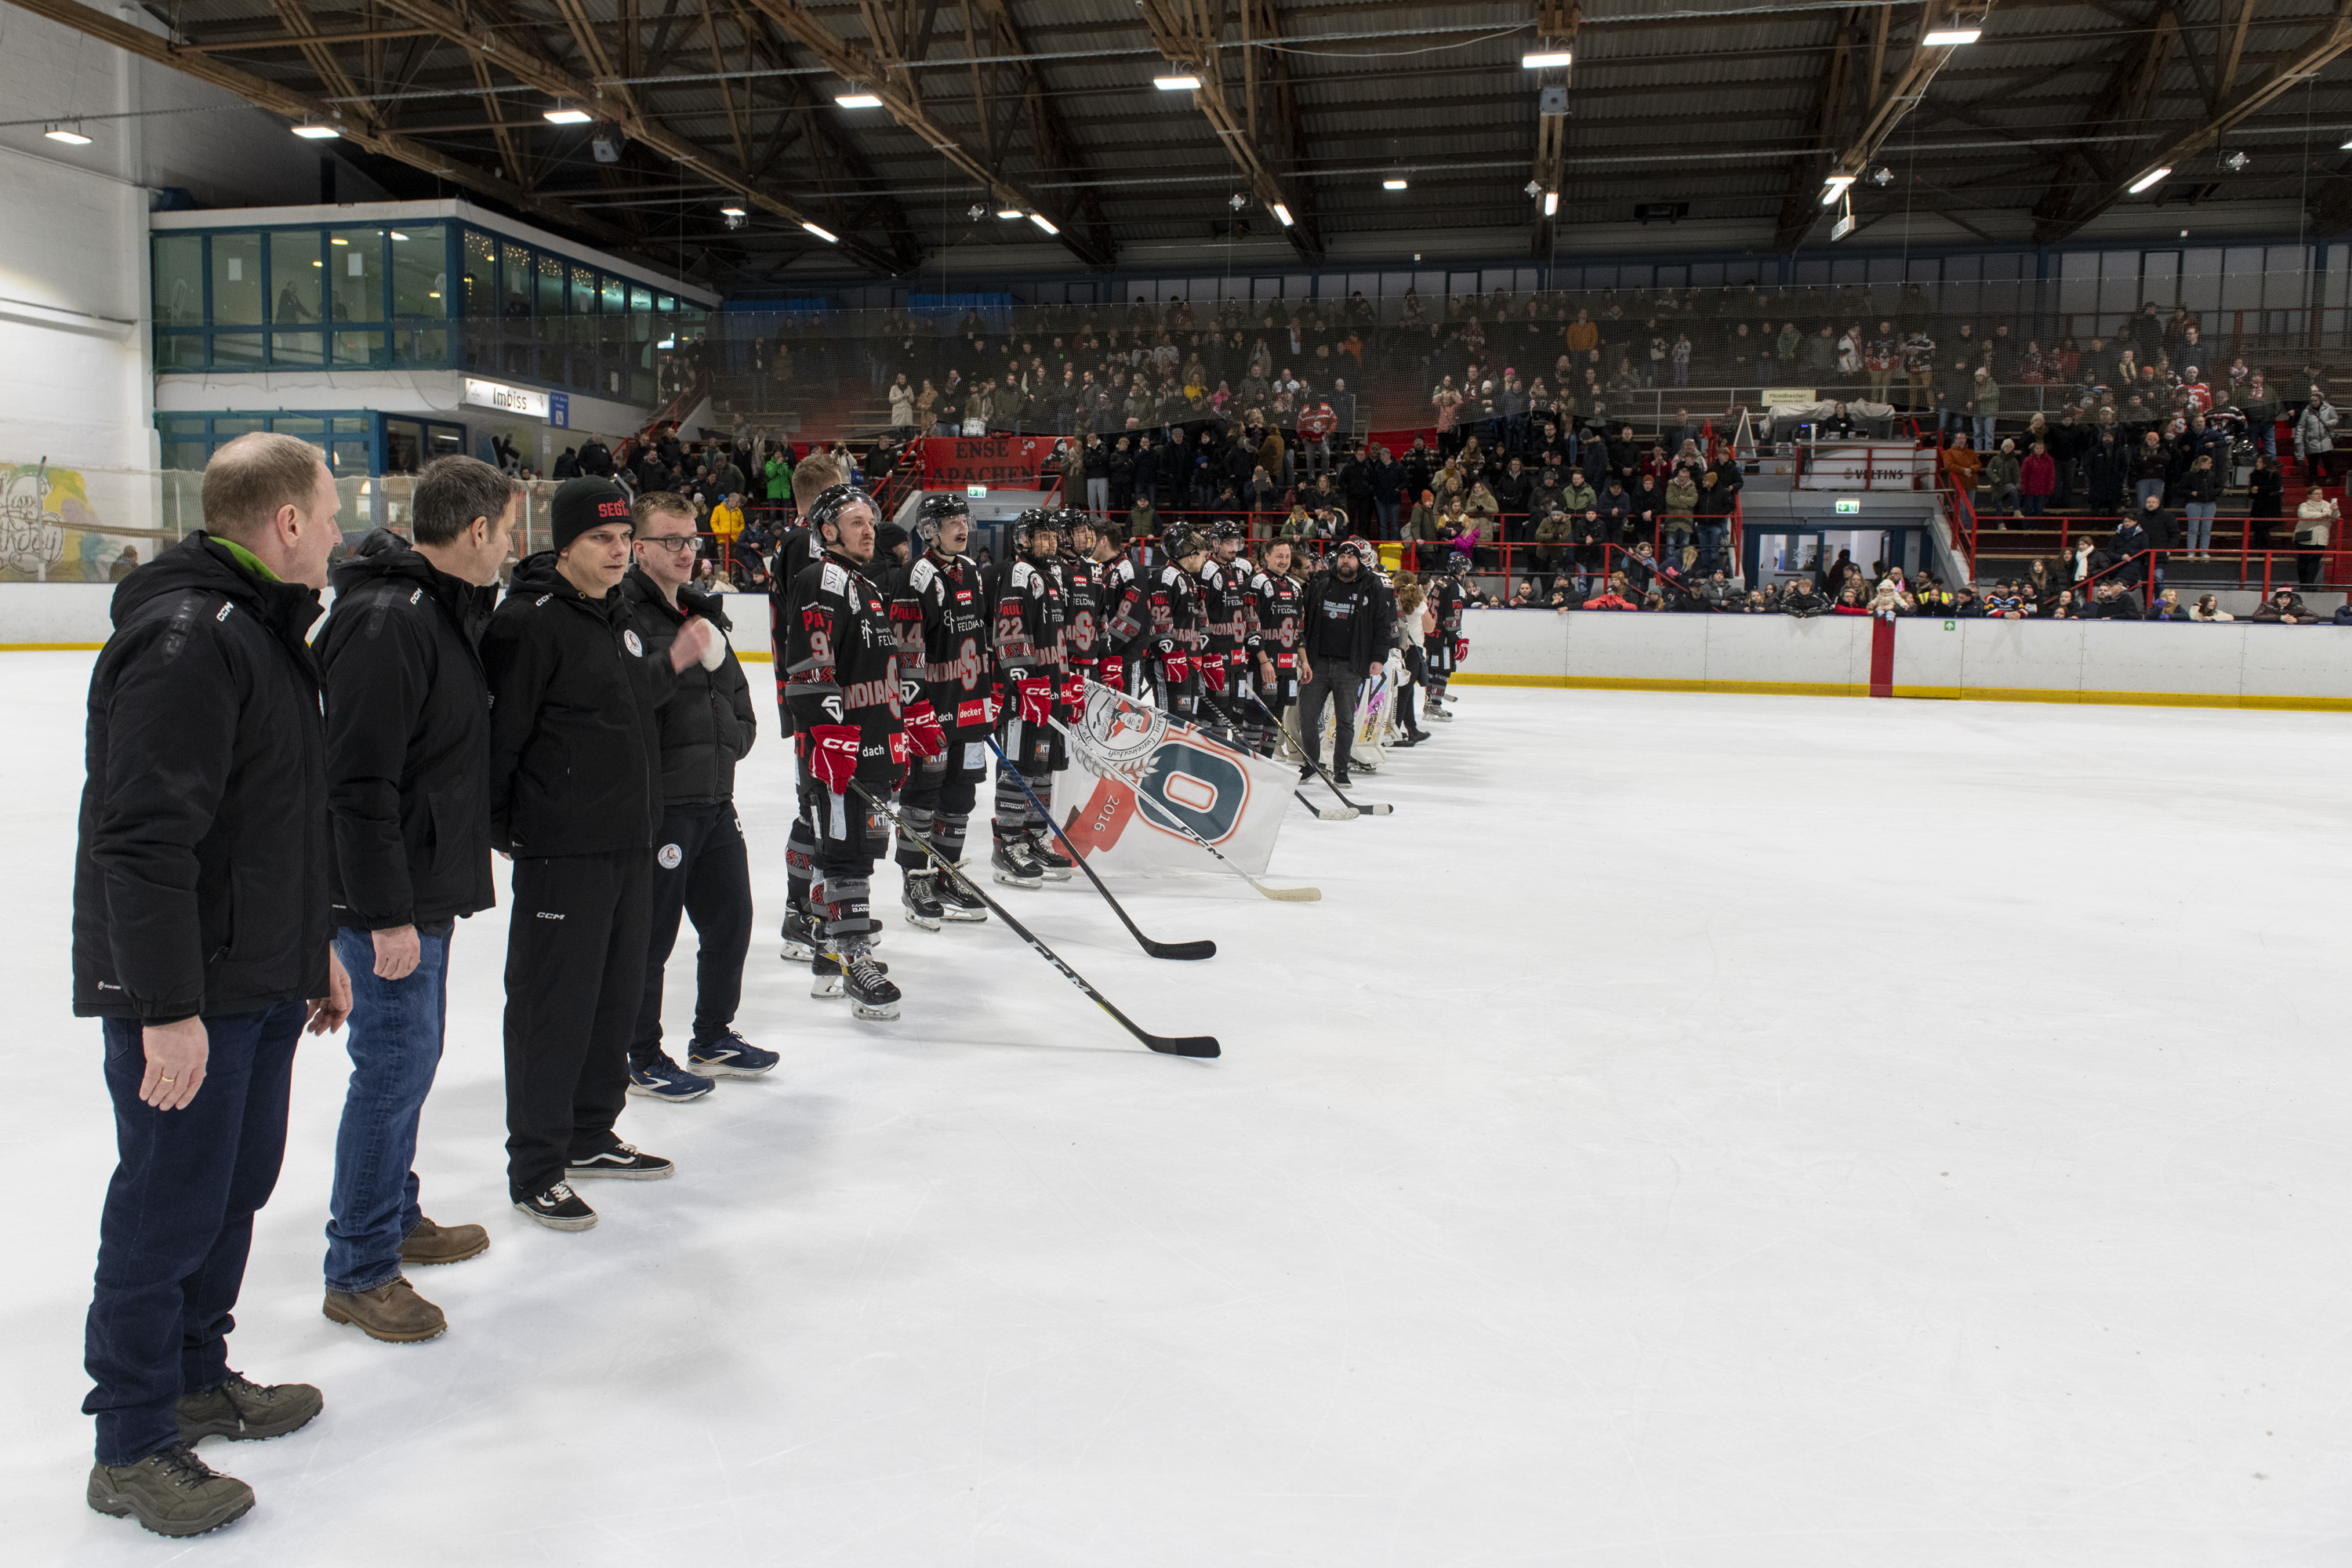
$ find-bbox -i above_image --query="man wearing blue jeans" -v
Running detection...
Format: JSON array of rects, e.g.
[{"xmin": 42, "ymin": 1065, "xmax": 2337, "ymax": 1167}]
[
  {"xmin": 75, "ymin": 433, "xmax": 352, "ymax": 1537},
  {"xmin": 315, "ymin": 456, "xmax": 518, "ymax": 1341}
]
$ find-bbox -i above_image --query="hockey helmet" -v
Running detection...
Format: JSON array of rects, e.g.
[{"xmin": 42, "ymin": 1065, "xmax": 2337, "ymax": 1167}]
[
  {"xmin": 805, "ymin": 484, "xmax": 878, "ymax": 539},
  {"xmin": 913, "ymin": 491, "xmax": 969, "ymax": 547},
  {"xmin": 1164, "ymin": 522, "xmax": 1208, "ymax": 560}
]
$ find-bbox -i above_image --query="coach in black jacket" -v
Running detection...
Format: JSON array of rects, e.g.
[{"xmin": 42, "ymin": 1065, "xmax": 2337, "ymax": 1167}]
[
  {"xmin": 72, "ymin": 432, "xmax": 350, "ymax": 1537},
  {"xmin": 620, "ymin": 492, "xmax": 771, "ymax": 1101},
  {"xmin": 311, "ymin": 456, "xmax": 514, "ymax": 1345},
  {"xmin": 1296, "ymin": 540, "xmax": 1397, "ymax": 785},
  {"xmin": 481, "ymin": 477, "xmax": 714, "ymax": 1232}
]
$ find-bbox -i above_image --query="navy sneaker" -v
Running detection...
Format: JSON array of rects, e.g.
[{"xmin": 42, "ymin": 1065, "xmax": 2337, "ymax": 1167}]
[
  {"xmin": 688, "ymin": 1030, "xmax": 779, "ymax": 1079},
  {"xmin": 565, "ymin": 1142, "xmax": 674, "ymax": 1181},
  {"xmin": 626, "ymin": 1054, "xmax": 714, "ymax": 1102}
]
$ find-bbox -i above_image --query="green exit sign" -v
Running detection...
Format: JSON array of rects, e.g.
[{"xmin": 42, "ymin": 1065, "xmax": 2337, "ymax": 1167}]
[
  {"xmin": 966, "ymin": 484, "xmax": 989, "ymax": 497},
  {"xmin": 1835, "ymin": 496, "xmax": 1861, "ymax": 514}
]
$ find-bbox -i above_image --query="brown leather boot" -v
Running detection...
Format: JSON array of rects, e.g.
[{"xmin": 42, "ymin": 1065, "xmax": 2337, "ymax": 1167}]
[
  {"xmin": 322, "ymin": 1278, "xmax": 447, "ymax": 1343},
  {"xmin": 399, "ymin": 1216, "xmax": 488, "ymax": 1266}
]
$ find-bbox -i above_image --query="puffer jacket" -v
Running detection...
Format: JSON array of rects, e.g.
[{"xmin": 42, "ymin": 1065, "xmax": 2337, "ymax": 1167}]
[{"xmin": 622, "ymin": 567, "xmax": 756, "ymax": 806}]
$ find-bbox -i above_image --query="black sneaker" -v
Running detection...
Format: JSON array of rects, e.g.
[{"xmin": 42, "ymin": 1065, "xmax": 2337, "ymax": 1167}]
[
  {"xmin": 933, "ymin": 868, "xmax": 989, "ymax": 922},
  {"xmin": 991, "ymin": 834, "xmax": 1044, "ymax": 889},
  {"xmin": 902, "ymin": 869, "xmax": 944, "ymax": 931},
  {"xmin": 1333, "ymin": 770, "xmax": 1352, "ymax": 787},
  {"xmin": 842, "ymin": 950, "xmax": 902, "ymax": 1021},
  {"xmin": 1026, "ymin": 830, "xmax": 1075, "ymax": 882},
  {"xmin": 565, "ymin": 1142, "xmax": 673, "ymax": 1181},
  {"xmin": 513, "ymin": 1181, "xmax": 597, "ymax": 1231},
  {"xmin": 1298, "ymin": 763, "xmax": 1315, "ymax": 782}
]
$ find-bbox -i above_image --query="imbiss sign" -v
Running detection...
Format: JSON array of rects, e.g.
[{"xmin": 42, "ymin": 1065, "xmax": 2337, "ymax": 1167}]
[{"xmin": 920, "ymin": 435, "xmax": 1051, "ymax": 488}]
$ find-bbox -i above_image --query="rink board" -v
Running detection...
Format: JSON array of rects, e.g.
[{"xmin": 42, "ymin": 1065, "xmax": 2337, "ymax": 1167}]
[{"xmin": 1448, "ymin": 607, "xmax": 2352, "ymax": 711}]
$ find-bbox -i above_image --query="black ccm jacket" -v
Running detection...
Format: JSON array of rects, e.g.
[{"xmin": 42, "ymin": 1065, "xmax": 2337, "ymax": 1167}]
[
  {"xmin": 317, "ymin": 529, "xmax": 499, "ymax": 931},
  {"xmin": 73, "ymin": 532, "xmax": 330, "ymax": 1023},
  {"xmin": 480, "ymin": 551, "xmax": 671, "ymax": 858},
  {"xmin": 620, "ymin": 566, "xmax": 757, "ymax": 806}
]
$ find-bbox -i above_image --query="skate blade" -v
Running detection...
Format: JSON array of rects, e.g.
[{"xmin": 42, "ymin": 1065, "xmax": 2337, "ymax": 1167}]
[
  {"xmin": 851, "ymin": 999, "xmax": 901, "ymax": 1021},
  {"xmin": 992, "ymin": 869, "xmax": 1043, "ymax": 888},
  {"xmin": 903, "ymin": 909, "xmax": 942, "ymax": 931},
  {"xmin": 1037, "ymin": 867, "xmax": 1073, "ymax": 882},
  {"xmin": 779, "ymin": 941, "xmax": 814, "ymax": 961},
  {"xmin": 810, "ymin": 975, "xmax": 844, "ymax": 999},
  {"xmin": 936, "ymin": 906, "xmax": 988, "ymax": 922}
]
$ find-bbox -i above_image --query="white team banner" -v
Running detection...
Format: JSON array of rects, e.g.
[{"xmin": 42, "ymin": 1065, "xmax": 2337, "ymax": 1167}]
[
  {"xmin": 1795, "ymin": 441, "xmax": 1937, "ymax": 490},
  {"xmin": 1055, "ymin": 679, "xmax": 1294, "ymax": 877}
]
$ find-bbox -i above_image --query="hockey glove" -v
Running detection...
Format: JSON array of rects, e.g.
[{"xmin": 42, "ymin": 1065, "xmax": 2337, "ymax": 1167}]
[
  {"xmin": 1062, "ymin": 672, "xmax": 1086, "ymax": 710},
  {"xmin": 1097, "ymin": 655, "xmax": 1125, "ymax": 691},
  {"xmin": 1160, "ymin": 652, "xmax": 1191, "ymax": 682},
  {"xmin": 806, "ymin": 723, "xmax": 861, "ymax": 794},
  {"xmin": 902, "ymin": 699, "xmax": 947, "ymax": 759},
  {"xmin": 1198, "ymin": 657, "xmax": 1228, "ymax": 694},
  {"xmin": 1016, "ymin": 677, "xmax": 1054, "ymax": 726},
  {"xmin": 1454, "ymin": 637, "xmax": 1469, "ymax": 662},
  {"xmin": 886, "ymin": 730, "xmax": 911, "ymax": 782}
]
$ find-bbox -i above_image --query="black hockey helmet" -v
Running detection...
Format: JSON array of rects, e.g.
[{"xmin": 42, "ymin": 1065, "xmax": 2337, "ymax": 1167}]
[
  {"xmin": 1165, "ymin": 522, "xmax": 1208, "ymax": 560},
  {"xmin": 1212, "ymin": 518, "xmax": 1244, "ymax": 543},
  {"xmin": 805, "ymin": 484, "xmax": 877, "ymax": 539},
  {"xmin": 913, "ymin": 491, "xmax": 969, "ymax": 547},
  {"xmin": 1055, "ymin": 506, "xmax": 1093, "ymax": 537}
]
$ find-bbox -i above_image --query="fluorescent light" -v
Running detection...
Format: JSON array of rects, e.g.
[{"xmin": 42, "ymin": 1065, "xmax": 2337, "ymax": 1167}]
[
  {"xmin": 1820, "ymin": 175, "xmax": 1855, "ymax": 206},
  {"xmin": 44, "ymin": 123, "xmax": 92, "ymax": 145},
  {"xmin": 801, "ymin": 222, "xmax": 838, "ymax": 242},
  {"xmin": 1029, "ymin": 212, "xmax": 1059, "ymax": 234},
  {"xmin": 1383, "ymin": 178, "xmax": 1409, "ymax": 191},
  {"xmin": 719, "ymin": 205, "xmax": 747, "ymax": 217},
  {"xmin": 996, "ymin": 208, "xmax": 1023, "ymax": 220},
  {"xmin": 543, "ymin": 107, "xmax": 592, "ymax": 124},
  {"xmin": 834, "ymin": 93, "xmax": 882, "ymax": 108},
  {"xmin": 426, "ymin": 291, "xmax": 441, "ymax": 298},
  {"xmin": 1543, "ymin": 190, "xmax": 1559, "ymax": 216},
  {"xmin": 1523, "ymin": 50, "xmax": 1573, "ymax": 68},
  {"xmin": 331, "ymin": 237, "xmax": 349, "ymax": 245},
  {"xmin": 292, "ymin": 122, "xmax": 339, "ymax": 140},
  {"xmin": 390, "ymin": 231, "xmax": 409, "ymax": 241},
  {"xmin": 1272, "ymin": 202, "xmax": 1294, "ymax": 227},
  {"xmin": 1153, "ymin": 74, "xmax": 1201, "ymax": 91},
  {"xmin": 1922, "ymin": 27, "xmax": 1981, "ymax": 45},
  {"xmin": 2126, "ymin": 167, "xmax": 2170, "ymax": 194}
]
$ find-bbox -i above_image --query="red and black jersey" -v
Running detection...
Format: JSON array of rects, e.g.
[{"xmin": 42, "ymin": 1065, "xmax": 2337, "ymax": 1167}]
[
  {"xmin": 1142, "ymin": 561, "xmax": 1204, "ymax": 656},
  {"xmin": 1247, "ymin": 567, "xmax": 1304, "ymax": 667},
  {"xmin": 889, "ymin": 548, "xmax": 995, "ymax": 733},
  {"xmin": 1198, "ymin": 555, "xmax": 1252, "ymax": 661},
  {"xmin": 1427, "ymin": 575, "xmax": 1469, "ymax": 637},
  {"xmin": 765, "ymin": 522, "xmax": 828, "ymax": 729},
  {"xmin": 990, "ymin": 554, "xmax": 1066, "ymax": 681},
  {"xmin": 1101, "ymin": 555, "xmax": 1149, "ymax": 655},
  {"xmin": 1058, "ymin": 549, "xmax": 1106, "ymax": 665},
  {"xmin": 786, "ymin": 550, "xmax": 904, "ymax": 781}
]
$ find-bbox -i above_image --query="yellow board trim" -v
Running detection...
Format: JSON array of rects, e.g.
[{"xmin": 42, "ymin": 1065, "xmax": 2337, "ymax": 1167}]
[
  {"xmin": 1450, "ymin": 671, "xmax": 2352, "ymax": 712},
  {"xmin": 0, "ymin": 641, "xmax": 104, "ymax": 652}
]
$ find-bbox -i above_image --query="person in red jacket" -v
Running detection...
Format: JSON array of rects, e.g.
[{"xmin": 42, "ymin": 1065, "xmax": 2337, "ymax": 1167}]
[{"xmin": 2020, "ymin": 441, "xmax": 2057, "ymax": 518}]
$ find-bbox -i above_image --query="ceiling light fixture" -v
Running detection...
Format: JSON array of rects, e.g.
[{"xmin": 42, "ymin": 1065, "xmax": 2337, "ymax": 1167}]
[
  {"xmin": 43, "ymin": 122, "xmax": 93, "ymax": 145},
  {"xmin": 834, "ymin": 92, "xmax": 882, "ymax": 108},
  {"xmin": 1153, "ymin": 74, "xmax": 1202, "ymax": 91},
  {"xmin": 2126, "ymin": 167, "xmax": 2170, "ymax": 194},
  {"xmin": 1384, "ymin": 177, "xmax": 1409, "ymax": 191},
  {"xmin": 292, "ymin": 121, "xmax": 340, "ymax": 140},
  {"xmin": 1272, "ymin": 202, "xmax": 1294, "ymax": 227},
  {"xmin": 543, "ymin": 105, "xmax": 592, "ymax": 124},
  {"xmin": 1922, "ymin": 27, "xmax": 1981, "ymax": 45},
  {"xmin": 996, "ymin": 208, "xmax": 1023, "ymax": 220},
  {"xmin": 1029, "ymin": 212, "xmax": 1059, "ymax": 234},
  {"xmin": 801, "ymin": 221, "xmax": 838, "ymax": 242},
  {"xmin": 719, "ymin": 204, "xmax": 746, "ymax": 216},
  {"xmin": 1523, "ymin": 50, "xmax": 1573, "ymax": 68},
  {"xmin": 390, "ymin": 230, "xmax": 410, "ymax": 241},
  {"xmin": 1543, "ymin": 190, "xmax": 1559, "ymax": 216}
]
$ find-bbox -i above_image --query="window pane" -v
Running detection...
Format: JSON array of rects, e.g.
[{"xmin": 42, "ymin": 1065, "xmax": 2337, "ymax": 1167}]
[
  {"xmin": 332, "ymin": 416, "xmax": 368, "ymax": 433},
  {"xmin": 330, "ymin": 229, "xmax": 383, "ymax": 321},
  {"xmin": 161, "ymin": 441, "xmax": 208, "ymax": 471},
  {"xmin": 212, "ymin": 416, "xmax": 265, "ymax": 437},
  {"xmin": 212, "ymin": 234, "xmax": 263, "ymax": 325},
  {"xmin": 502, "ymin": 243, "xmax": 532, "ymax": 318},
  {"xmin": 464, "ymin": 230, "xmax": 496, "ymax": 315},
  {"xmin": 391, "ymin": 226, "xmax": 447, "ymax": 318},
  {"xmin": 572, "ymin": 263, "xmax": 595, "ymax": 314},
  {"xmin": 330, "ymin": 439, "xmax": 370, "ymax": 476},
  {"xmin": 153, "ymin": 235, "xmax": 202, "ymax": 327},
  {"xmin": 270, "ymin": 231, "xmax": 321, "ymax": 326},
  {"xmin": 602, "ymin": 274, "xmax": 625, "ymax": 314},
  {"xmin": 384, "ymin": 419, "xmax": 425, "ymax": 474},
  {"xmin": 631, "ymin": 285, "xmax": 652, "ymax": 312},
  {"xmin": 155, "ymin": 414, "xmax": 205, "ymax": 435},
  {"xmin": 272, "ymin": 331, "xmax": 324, "ymax": 367},
  {"xmin": 155, "ymin": 333, "xmax": 207, "ymax": 370},
  {"xmin": 335, "ymin": 329, "xmax": 384, "ymax": 366},
  {"xmin": 537, "ymin": 252, "xmax": 564, "ymax": 316},
  {"xmin": 211, "ymin": 330, "xmax": 265, "ymax": 368},
  {"xmin": 426, "ymin": 425, "xmax": 465, "ymax": 461},
  {"xmin": 268, "ymin": 416, "xmax": 325, "ymax": 437}
]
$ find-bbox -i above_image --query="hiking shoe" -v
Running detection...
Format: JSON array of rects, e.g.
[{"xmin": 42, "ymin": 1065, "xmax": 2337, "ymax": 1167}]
[
  {"xmin": 627, "ymin": 1054, "xmax": 714, "ymax": 1102},
  {"xmin": 400, "ymin": 1216, "xmax": 488, "ymax": 1266},
  {"xmin": 933, "ymin": 867, "xmax": 989, "ymax": 921},
  {"xmin": 88, "ymin": 1443, "xmax": 253, "ymax": 1537},
  {"xmin": 322, "ymin": 1278, "xmax": 445, "ymax": 1344},
  {"xmin": 514, "ymin": 1181, "xmax": 597, "ymax": 1231},
  {"xmin": 1026, "ymin": 830, "xmax": 1075, "ymax": 881},
  {"xmin": 902, "ymin": 869, "xmax": 944, "ymax": 931},
  {"xmin": 176, "ymin": 1373, "xmax": 324, "ymax": 1445},
  {"xmin": 688, "ymin": 1029, "xmax": 779, "ymax": 1078},
  {"xmin": 566, "ymin": 1142, "xmax": 674, "ymax": 1181}
]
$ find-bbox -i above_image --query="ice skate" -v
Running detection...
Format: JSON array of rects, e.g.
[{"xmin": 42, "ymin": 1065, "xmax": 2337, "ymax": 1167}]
[
  {"xmin": 1026, "ymin": 829, "xmax": 1075, "ymax": 882},
  {"xmin": 841, "ymin": 948, "xmax": 901, "ymax": 1021},
  {"xmin": 811, "ymin": 947, "xmax": 889, "ymax": 998},
  {"xmin": 902, "ymin": 869, "xmax": 944, "ymax": 931},
  {"xmin": 933, "ymin": 866, "xmax": 989, "ymax": 921},
  {"xmin": 779, "ymin": 906, "xmax": 817, "ymax": 961},
  {"xmin": 992, "ymin": 833, "xmax": 1044, "ymax": 888}
]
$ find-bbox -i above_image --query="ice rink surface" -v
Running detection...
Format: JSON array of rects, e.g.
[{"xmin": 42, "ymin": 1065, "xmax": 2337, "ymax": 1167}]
[{"xmin": 6, "ymin": 647, "xmax": 2352, "ymax": 1566}]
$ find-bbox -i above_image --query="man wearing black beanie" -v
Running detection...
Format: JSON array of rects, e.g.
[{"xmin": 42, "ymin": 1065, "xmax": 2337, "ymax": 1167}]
[{"xmin": 480, "ymin": 477, "xmax": 715, "ymax": 1231}]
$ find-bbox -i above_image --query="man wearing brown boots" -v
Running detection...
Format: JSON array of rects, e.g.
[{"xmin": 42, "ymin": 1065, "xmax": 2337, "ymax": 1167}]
[{"xmin": 314, "ymin": 455, "xmax": 519, "ymax": 1341}]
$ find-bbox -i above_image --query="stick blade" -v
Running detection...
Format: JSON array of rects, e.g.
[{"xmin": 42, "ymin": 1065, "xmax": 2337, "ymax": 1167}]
[
  {"xmin": 1145, "ymin": 1033, "xmax": 1221, "ymax": 1058},
  {"xmin": 1354, "ymin": 802, "xmax": 1395, "ymax": 815},
  {"xmin": 1255, "ymin": 883, "xmax": 1323, "ymax": 902},
  {"xmin": 1319, "ymin": 807, "xmax": 1360, "ymax": 822},
  {"xmin": 1145, "ymin": 938, "xmax": 1218, "ymax": 961}
]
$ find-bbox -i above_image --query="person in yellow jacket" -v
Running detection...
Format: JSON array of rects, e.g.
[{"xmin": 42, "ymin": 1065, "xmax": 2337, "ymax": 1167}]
[{"xmin": 709, "ymin": 492, "xmax": 746, "ymax": 576}]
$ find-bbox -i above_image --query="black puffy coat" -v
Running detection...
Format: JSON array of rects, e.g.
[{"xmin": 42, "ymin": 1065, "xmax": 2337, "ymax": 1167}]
[
  {"xmin": 622, "ymin": 567, "xmax": 756, "ymax": 805},
  {"xmin": 317, "ymin": 529, "xmax": 499, "ymax": 931},
  {"xmin": 481, "ymin": 551, "xmax": 670, "ymax": 858},
  {"xmin": 73, "ymin": 532, "xmax": 330, "ymax": 1022}
]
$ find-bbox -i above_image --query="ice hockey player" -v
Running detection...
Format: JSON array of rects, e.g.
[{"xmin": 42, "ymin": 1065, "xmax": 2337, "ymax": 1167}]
[
  {"xmin": 1194, "ymin": 521, "xmax": 1254, "ymax": 740},
  {"xmin": 764, "ymin": 451, "xmax": 841, "ymax": 961},
  {"xmin": 1422, "ymin": 553, "xmax": 1469, "ymax": 723},
  {"xmin": 1107, "ymin": 521, "xmax": 1208, "ymax": 718},
  {"xmin": 1246, "ymin": 537, "xmax": 1305, "ymax": 755},
  {"xmin": 1056, "ymin": 506, "xmax": 1104, "ymax": 703},
  {"xmin": 782, "ymin": 485, "xmax": 939, "ymax": 1019},
  {"xmin": 886, "ymin": 493, "xmax": 994, "ymax": 929},
  {"xmin": 988, "ymin": 510, "xmax": 1073, "ymax": 887},
  {"xmin": 1091, "ymin": 518, "xmax": 1142, "ymax": 697}
]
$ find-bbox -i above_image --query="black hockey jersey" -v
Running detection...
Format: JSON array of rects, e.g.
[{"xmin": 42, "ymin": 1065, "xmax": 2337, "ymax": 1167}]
[
  {"xmin": 766, "ymin": 521, "xmax": 828, "ymax": 726},
  {"xmin": 786, "ymin": 550, "xmax": 905, "ymax": 782},
  {"xmin": 1058, "ymin": 549, "xmax": 1106, "ymax": 666},
  {"xmin": 990, "ymin": 554, "xmax": 1066, "ymax": 681},
  {"xmin": 890, "ymin": 548, "xmax": 995, "ymax": 733},
  {"xmin": 1199, "ymin": 556, "xmax": 1253, "ymax": 661}
]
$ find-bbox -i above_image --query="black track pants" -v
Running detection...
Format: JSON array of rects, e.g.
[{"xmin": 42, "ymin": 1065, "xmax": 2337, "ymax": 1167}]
[{"xmin": 630, "ymin": 803, "xmax": 753, "ymax": 1067}]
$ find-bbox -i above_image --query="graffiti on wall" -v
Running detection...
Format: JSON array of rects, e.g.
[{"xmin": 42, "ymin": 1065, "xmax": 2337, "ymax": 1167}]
[{"xmin": 0, "ymin": 463, "xmax": 140, "ymax": 582}]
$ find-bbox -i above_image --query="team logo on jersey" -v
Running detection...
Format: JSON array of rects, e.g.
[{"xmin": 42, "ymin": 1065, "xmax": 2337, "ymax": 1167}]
[
  {"xmin": 657, "ymin": 843, "xmax": 684, "ymax": 869},
  {"xmin": 623, "ymin": 629, "xmax": 644, "ymax": 656}
]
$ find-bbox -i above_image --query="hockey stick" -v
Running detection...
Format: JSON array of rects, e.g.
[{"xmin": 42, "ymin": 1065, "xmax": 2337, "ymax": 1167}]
[
  {"xmin": 1192, "ymin": 687, "xmax": 1359, "ymax": 822},
  {"xmin": 1249, "ymin": 690, "xmax": 1395, "ymax": 815},
  {"xmin": 846, "ymin": 782, "xmax": 1219, "ymax": 1058},
  {"xmin": 1046, "ymin": 717, "xmax": 1321, "ymax": 903},
  {"xmin": 985, "ymin": 735, "xmax": 1214, "ymax": 961}
]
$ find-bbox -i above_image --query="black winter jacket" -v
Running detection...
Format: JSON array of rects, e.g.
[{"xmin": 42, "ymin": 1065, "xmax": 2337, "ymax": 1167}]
[
  {"xmin": 481, "ymin": 552, "xmax": 670, "ymax": 858},
  {"xmin": 73, "ymin": 532, "xmax": 330, "ymax": 1022},
  {"xmin": 318, "ymin": 530, "xmax": 499, "ymax": 931},
  {"xmin": 622, "ymin": 567, "xmax": 757, "ymax": 805},
  {"xmin": 1299, "ymin": 566, "xmax": 1398, "ymax": 670}
]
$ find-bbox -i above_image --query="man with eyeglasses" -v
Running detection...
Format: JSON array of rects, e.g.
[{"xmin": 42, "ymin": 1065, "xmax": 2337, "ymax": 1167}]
[{"xmin": 619, "ymin": 493, "xmax": 772, "ymax": 1103}]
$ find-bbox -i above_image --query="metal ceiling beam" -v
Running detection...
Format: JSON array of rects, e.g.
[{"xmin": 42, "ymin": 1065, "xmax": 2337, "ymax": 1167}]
[
  {"xmin": 1529, "ymin": 0, "xmax": 1577, "ymax": 257},
  {"xmin": 732, "ymin": 0, "xmax": 1115, "ymax": 266},
  {"xmin": 1819, "ymin": 1, "xmax": 1980, "ymax": 190},
  {"xmin": 1136, "ymin": 0, "xmax": 1321, "ymax": 262},
  {"xmin": 11, "ymin": 0, "xmax": 645, "ymax": 248},
  {"xmin": 2027, "ymin": 1, "xmax": 2183, "ymax": 244},
  {"xmin": 372, "ymin": 0, "xmax": 907, "ymax": 271},
  {"xmin": 1771, "ymin": 8, "xmax": 1858, "ymax": 252},
  {"xmin": 967, "ymin": 0, "xmax": 1116, "ymax": 266}
]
